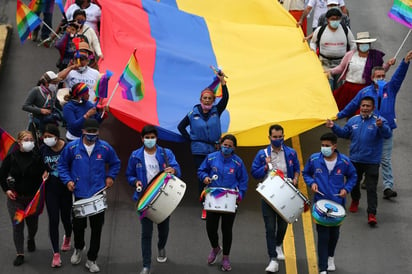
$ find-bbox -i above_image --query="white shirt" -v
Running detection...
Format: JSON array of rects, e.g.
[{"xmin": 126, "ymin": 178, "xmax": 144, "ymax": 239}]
[
  {"xmin": 310, "ymin": 25, "xmax": 355, "ymax": 59},
  {"xmin": 324, "ymin": 157, "xmax": 337, "ymax": 174},
  {"xmin": 66, "ymin": 3, "xmax": 101, "ymax": 36},
  {"xmin": 144, "ymin": 150, "xmax": 160, "ymax": 183},
  {"xmin": 270, "ymin": 147, "xmax": 287, "ymax": 175},
  {"xmin": 307, "ymin": 0, "xmax": 345, "ymax": 28},
  {"xmin": 345, "ymin": 52, "xmax": 367, "ymax": 84},
  {"xmin": 65, "ymin": 67, "xmax": 100, "ymax": 102},
  {"xmin": 80, "ymin": 26, "xmax": 102, "ymax": 57},
  {"xmin": 281, "ymin": 0, "xmax": 305, "ymax": 11},
  {"xmin": 84, "ymin": 143, "xmax": 95, "ymax": 157}
]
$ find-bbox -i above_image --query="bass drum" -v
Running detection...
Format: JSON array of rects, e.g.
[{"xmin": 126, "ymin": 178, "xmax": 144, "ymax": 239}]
[{"xmin": 56, "ymin": 88, "xmax": 70, "ymax": 106}]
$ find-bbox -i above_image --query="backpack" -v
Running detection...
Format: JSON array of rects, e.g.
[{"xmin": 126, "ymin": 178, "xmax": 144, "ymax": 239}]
[{"xmin": 316, "ymin": 23, "xmax": 350, "ymax": 57}]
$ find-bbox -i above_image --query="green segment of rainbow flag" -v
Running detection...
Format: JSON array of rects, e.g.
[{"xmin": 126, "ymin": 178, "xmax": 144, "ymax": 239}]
[{"xmin": 16, "ymin": 0, "xmax": 42, "ymax": 43}]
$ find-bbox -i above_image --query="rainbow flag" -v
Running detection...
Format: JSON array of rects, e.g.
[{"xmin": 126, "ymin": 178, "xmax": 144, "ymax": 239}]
[
  {"xmin": 0, "ymin": 127, "xmax": 18, "ymax": 161},
  {"xmin": 14, "ymin": 178, "xmax": 46, "ymax": 224},
  {"xmin": 16, "ymin": 0, "xmax": 42, "ymax": 43},
  {"xmin": 207, "ymin": 76, "xmax": 223, "ymax": 98},
  {"xmin": 388, "ymin": 0, "xmax": 412, "ymax": 28},
  {"xmin": 29, "ymin": 0, "xmax": 46, "ymax": 13},
  {"xmin": 95, "ymin": 70, "xmax": 113, "ymax": 99},
  {"xmin": 119, "ymin": 52, "xmax": 145, "ymax": 102}
]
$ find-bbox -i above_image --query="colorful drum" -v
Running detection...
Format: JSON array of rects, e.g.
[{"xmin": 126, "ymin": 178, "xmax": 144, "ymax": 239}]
[
  {"xmin": 73, "ymin": 193, "xmax": 107, "ymax": 218},
  {"xmin": 137, "ymin": 172, "xmax": 186, "ymax": 224},
  {"xmin": 312, "ymin": 199, "xmax": 346, "ymax": 226},
  {"xmin": 256, "ymin": 174, "xmax": 310, "ymax": 223},
  {"xmin": 203, "ymin": 187, "xmax": 238, "ymax": 213}
]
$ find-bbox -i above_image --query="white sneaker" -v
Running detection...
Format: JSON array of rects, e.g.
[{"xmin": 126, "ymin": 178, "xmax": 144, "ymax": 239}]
[
  {"xmin": 156, "ymin": 248, "xmax": 167, "ymax": 263},
  {"xmin": 327, "ymin": 256, "xmax": 336, "ymax": 271},
  {"xmin": 320, "ymin": 271, "xmax": 327, "ymax": 274},
  {"xmin": 276, "ymin": 245, "xmax": 285, "ymax": 260},
  {"xmin": 139, "ymin": 267, "xmax": 151, "ymax": 274},
  {"xmin": 71, "ymin": 248, "xmax": 83, "ymax": 264},
  {"xmin": 85, "ymin": 260, "xmax": 100, "ymax": 273},
  {"xmin": 265, "ymin": 259, "xmax": 279, "ymax": 273}
]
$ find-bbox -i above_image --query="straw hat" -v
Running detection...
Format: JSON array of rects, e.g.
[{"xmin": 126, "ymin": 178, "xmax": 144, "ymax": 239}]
[{"xmin": 353, "ymin": 32, "xmax": 377, "ymax": 44}]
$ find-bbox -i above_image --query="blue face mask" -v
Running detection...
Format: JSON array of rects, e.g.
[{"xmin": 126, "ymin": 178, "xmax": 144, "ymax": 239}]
[
  {"xmin": 321, "ymin": 146, "xmax": 333, "ymax": 157},
  {"xmin": 144, "ymin": 138, "xmax": 156, "ymax": 149},
  {"xmin": 221, "ymin": 146, "xmax": 234, "ymax": 155},
  {"xmin": 85, "ymin": 133, "xmax": 98, "ymax": 143},
  {"xmin": 358, "ymin": 44, "xmax": 370, "ymax": 53},
  {"xmin": 329, "ymin": 20, "xmax": 341, "ymax": 29},
  {"xmin": 374, "ymin": 79, "xmax": 386, "ymax": 88},
  {"xmin": 271, "ymin": 138, "xmax": 283, "ymax": 148}
]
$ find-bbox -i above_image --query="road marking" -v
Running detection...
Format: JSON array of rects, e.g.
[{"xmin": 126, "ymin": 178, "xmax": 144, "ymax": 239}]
[{"xmin": 284, "ymin": 224, "xmax": 298, "ymax": 273}]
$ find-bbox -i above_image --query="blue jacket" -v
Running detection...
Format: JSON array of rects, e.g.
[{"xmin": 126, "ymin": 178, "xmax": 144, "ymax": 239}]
[
  {"xmin": 125, "ymin": 145, "xmax": 181, "ymax": 201},
  {"xmin": 332, "ymin": 114, "xmax": 392, "ymax": 164},
  {"xmin": 57, "ymin": 138, "xmax": 121, "ymax": 198},
  {"xmin": 337, "ymin": 59, "xmax": 410, "ymax": 129},
  {"xmin": 197, "ymin": 151, "xmax": 249, "ymax": 200},
  {"xmin": 63, "ymin": 100, "xmax": 103, "ymax": 138},
  {"xmin": 303, "ymin": 150, "xmax": 357, "ymax": 206},
  {"xmin": 251, "ymin": 145, "xmax": 300, "ymax": 180}
]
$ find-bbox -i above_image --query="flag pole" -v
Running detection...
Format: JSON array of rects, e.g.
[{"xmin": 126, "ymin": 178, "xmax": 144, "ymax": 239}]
[
  {"xmin": 394, "ymin": 29, "xmax": 411, "ymax": 59},
  {"xmin": 38, "ymin": 19, "xmax": 61, "ymax": 39}
]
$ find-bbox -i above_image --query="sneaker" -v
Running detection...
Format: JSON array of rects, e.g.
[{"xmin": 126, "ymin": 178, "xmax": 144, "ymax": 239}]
[
  {"xmin": 201, "ymin": 209, "xmax": 207, "ymax": 220},
  {"xmin": 221, "ymin": 256, "xmax": 232, "ymax": 272},
  {"xmin": 52, "ymin": 253, "xmax": 62, "ymax": 268},
  {"xmin": 349, "ymin": 200, "xmax": 359, "ymax": 213},
  {"xmin": 157, "ymin": 248, "xmax": 167, "ymax": 263},
  {"xmin": 139, "ymin": 267, "xmax": 151, "ymax": 274},
  {"xmin": 327, "ymin": 256, "xmax": 336, "ymax": 271},
  {"xmin": 71, "ymin": 248, "xmax": 84, "ymax": 264},
  {"xmin": 361, "ymin": 180, "xmax": 366, "ymax": 189},
  {"xmin": 85, "ymin": 260, "xmax": 100, "ymax": 273},
  {"xmin": 320, "ymin": 271, "xmax": 327, "ymax": 274},
  {"xmin": 276, "ymin": 245, "xmax": 285, "ymax": 260},
  {"xmin": 207, "ymin": 246, "xmax": 222, "ymax": 265},
  {"xmin": 27, "ymin": 239, "xmax": 36, "ymax": 252},
  {"xmin": 61, "ymin": 235, "xmax": 71, "ymax": 251},
  {"xmin": 13, "ymin": 255, "xmax": 24, "ymax": 266},
  {"xmin": 383, "ymin": 188, "xmax": 398, "ymax": 199},
  {"xmin": 368, "ymin": 213, "xmax": 377, "ymax": 226},
  {"xmin": 265, "ymin": 259, "xmax": 279, "ymax": 272}
]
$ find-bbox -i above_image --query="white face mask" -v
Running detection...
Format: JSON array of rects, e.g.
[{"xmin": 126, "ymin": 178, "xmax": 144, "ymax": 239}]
[
  {"xmin": 21, "ymin": 141, "xmax": 35, "ymax": 152},
  {"xmin": 48, "ymin": 83, "xmax": 58, "ymax": 92},
  {"xmin": 77, "ymin": 66, "xmax": 87, "ymax": 72},
  {"xmin": 43, "ymin": 137, "xmax": 57, "ymax": 147}
]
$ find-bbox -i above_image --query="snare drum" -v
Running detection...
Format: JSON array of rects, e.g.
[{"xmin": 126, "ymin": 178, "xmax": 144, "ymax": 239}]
[
  {"xmin": 312, "ymin": 199, "xmax": 346, "ymax": 226},
  {"xmin": 56, "ymin": 88, "xmax": 70, "ymax": 106},
  {"xmin": 256, "ymin": 174, "xmax": 309, "ymax": 223},
  {"xmin": 137, "ymin": 172, "xmax": 186, "ymax": 224},
  {"xmin": 203, "ymin": 187, "xmax": 238, "ymax": 213},
  {"xmin": 73, "ymin": 193, "xmax": 107, "ymax": 218}
]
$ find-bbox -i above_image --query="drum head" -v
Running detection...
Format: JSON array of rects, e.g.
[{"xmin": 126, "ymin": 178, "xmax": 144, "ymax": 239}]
[
  {"xmin": 315, "ymin": 199, "xmax": 346, "ymax": 218},
  {"xmin": 57, "ymin": 88, "xmax": 70, "ymax": 106}
]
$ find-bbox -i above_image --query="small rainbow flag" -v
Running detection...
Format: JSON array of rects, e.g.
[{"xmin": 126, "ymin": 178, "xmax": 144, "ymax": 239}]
[
  {"xmin": 16, "ymin": 0, "xmax": 42, "ymax": 43},
  {"xmin": 119, "ymin": 51, "xmax": 145, "ymax": 102},
  {"xmin": 388, "ymin": 0, "xmax": 412, "ymax": 29},
  {"xmin": 207, "ymin": 76, "xmax": 223, "ymax": 98},
  {"xmin": 0, "ymin": 127, "xmax": 18, "ymax": 161},
  {"xmin": 28, "ymin": 0, "xmax": 46, "ymax": 13},
  {"xmin": 95, "ymin": 70, "xmax": 113, "ymax": 99},
  {"xmin": 14, "ymin": 178, "xmax": 47, "ymax": 224}
]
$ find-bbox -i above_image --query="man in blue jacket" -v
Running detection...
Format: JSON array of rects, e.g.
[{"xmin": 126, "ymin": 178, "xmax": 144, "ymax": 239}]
[
  {"xmin": 303, "ymin": 132, "xmax": 357, "ymax": 274},
  {"xmin": 327, "ymin": 96, "xmax": 392, "ymax": 226},
  {"xmin": 125, "ymin": 125, "xmax": 181, "ymax": 274},
  {"xmin": 251, "ymin": 124, "xmax": 300, "ymax": 273},
  {"xmin": 337, "ymin": 50, "xmax": 412, "ymax": 199},
  {"xmin": 58, "ymin": 118, "xmax": 120, "ymax": 273}
]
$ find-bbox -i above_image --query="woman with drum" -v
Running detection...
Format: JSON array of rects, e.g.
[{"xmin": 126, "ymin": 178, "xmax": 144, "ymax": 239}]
[
  {"xmin": 251, "ymin": 124, "xmax": 300, "ymax": 273},
  {"xmin": 0, "ymin": 130, "xmax": 47, "ymax": 266},
  {"xmin": 125, "ymin": 125, "xmax": 181, "ymax": 274},
  {"xmin": 177, "ymin": 70, "xmax": 228, "ymax": 219},
  {"xmin": 39, "ymin": 124, "xmax": 73, "ymax": 268},
  {"xmin": 302, "ymin": 132, "xmax": 357, "ymax": 274},
  {"xmin": 197, "ymin": 134, "xmax": 249, "ymax": 272}
]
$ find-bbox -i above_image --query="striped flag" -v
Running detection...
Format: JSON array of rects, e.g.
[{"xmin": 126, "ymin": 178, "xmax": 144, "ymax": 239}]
[
  {"xmin": 16, "ymin": 0, "xmax": 42, "ymax": 43},
  {"xmin": 0, "ymin": 127, "xmax": 18, "ymax": 161},
  {"xmin": 28, "ymin": 0, "xmax": 46, "ymax": 13},
  {"xmin": 14, "ymin": 178, "xmax": 47, "ymax": 224},
  {"xmin": 119, "ymin": 52, "xmax": 145, "ymax": 102},
  {"xmin": 388, "ymin": 0, "xmax": 412, "ymax": 28},
  {"xmin": 95, "ymin": 70, "xmax": 113, "ymax": 99},
  {"xmin": 207, "ymin": 76, "xmax": 223, "ymax": 98}
]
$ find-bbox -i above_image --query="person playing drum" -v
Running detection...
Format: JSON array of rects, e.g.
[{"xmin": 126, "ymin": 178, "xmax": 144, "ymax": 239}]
[
  {"xmin": 251, "ymin": 124, "xmax": 300, "ymax": 273},
  {"xmin": 302, "ymin": 132, "xmax": 357, "ymax": 274},
  {"xmin": 125, "ymin": 125, "xmax": 181, "ymax": 274},
  {"xmin": 197, "ymin": 134, "xmax": 249, "ymax": 272},
  {"xmin": 58, "ymin": 118, "xmax": 121, "ymax": 273}
]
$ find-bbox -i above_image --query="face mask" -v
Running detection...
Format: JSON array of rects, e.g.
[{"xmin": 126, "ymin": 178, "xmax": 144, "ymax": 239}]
[
  {"xmin": 144, "ymin": 138, "xmax": 156, "ymax": 149},
  {"xmin": 200, "ymin": 103, "xmax": 213, "ymax": 111},
  {"xmin": 321, "ymin": 146, "xmax": 333, "ymax": 157},
  {"xmin": 85, "ymin": 133, "xmax": 98, "ymax": 143},
  {"xmin": 77, "ymin": 66, "xmax": 87, "ymax": 72},
  {"xmin": 373, "ymin": 79, "xmax": 386, "ymax": 88},
  {"xmin": 221, "ymin": 146, "xmax": 234, "ymax": 155},
  {"xmin": 21, "ymin": 141, "xmax": 35, "ymax": 152},
  {"xmin": 77, "ymin": 20, "xmax": 86, "ymax": 25},
  {"xmin": 358, "ymin": 44, "xmax": 370, "ymax": 53},
  {"xmin": 48, "ymin": 83, "xmax": 58, "ymax": 92},
  {"xmin": 271, "ymin": 138, "xmax": 283, "ymax": 148},
  {"xmin": 329, "ymin": 20, "xmax": 341, "ymax": 29},
  {"xmin": 43, "ymin": 137, "xmax": 57, "ymax": 147}
]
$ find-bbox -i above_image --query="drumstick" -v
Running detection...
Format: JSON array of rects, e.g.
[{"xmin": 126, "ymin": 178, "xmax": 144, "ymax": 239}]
[
  {"xmin": 211, "ymin": 174, "xmax": 219, "ymax": 181},
  {"xmin": 316, "ymin": 190, "xmax": 325, "ymax": 196},
  {"xmin": 93, "ymin": 186, "xmax": 108, "ymax": 196},
  {"xmin": 136, "ymin": 186, "xmax": 142, "ymax": 192}
]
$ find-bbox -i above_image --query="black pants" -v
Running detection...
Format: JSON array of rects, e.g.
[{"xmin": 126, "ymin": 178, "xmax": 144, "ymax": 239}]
[
  {"xmin": 206, "ymin": 211, "xmax": 236, "ymax": 255},
  {"xmin": 351, "ymin": 162, "xmax": 379, "ymax": 215},
  {"xmin": 72, "ymin": 211, "xmax": 105, "ymax": 261}
]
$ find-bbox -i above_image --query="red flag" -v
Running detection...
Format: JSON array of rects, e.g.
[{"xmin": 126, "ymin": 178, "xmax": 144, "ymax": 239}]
[{"xmin": 14, "ymin": 178, "xmax": 47, "ymax": 224}]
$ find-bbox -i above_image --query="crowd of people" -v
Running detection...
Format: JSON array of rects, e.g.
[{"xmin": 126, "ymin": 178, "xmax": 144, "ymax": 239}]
[{"xmin": 1, "ymin": 1, "xmax": 411, "ymax": 274}]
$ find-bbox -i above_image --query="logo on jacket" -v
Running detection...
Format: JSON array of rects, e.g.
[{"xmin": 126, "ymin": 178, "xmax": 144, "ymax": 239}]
[
  {"xmin": 75, "ymin": 154, "xmax": 82, "ymax": 159},
  {"xmin": 229, "ymin": 168, "xmax": 234, "ymax": 174},
  {"xmin": 315, "ymin": 168, "xmax": 323, "ymax": 174},
  {"xmin": 336, "ymin": 169, "xmax": 341, "ymax": 175},
  {"xmin": 97, "ymin": 154, "xmax": 102, "ymax": 160}
]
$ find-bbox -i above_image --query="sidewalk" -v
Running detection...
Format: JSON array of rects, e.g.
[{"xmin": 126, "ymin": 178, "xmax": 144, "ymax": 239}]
[{"xmin": 0, "ymin": 24, "xmax": 12, "ymax": 71}]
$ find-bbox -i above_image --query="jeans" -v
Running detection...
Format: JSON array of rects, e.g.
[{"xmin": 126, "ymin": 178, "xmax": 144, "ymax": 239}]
[
  {"xmin": 316, "ymin": 224, "xmax": 340, "ymax": 272},
  {"xmin": 261, "ymin": 200, "xmax": 288, "ymax": 259},
  {"xmin": 381, "ymin": 135, "xmax": 394, "ymax": 190},
  {"xmin": 351, "ymin": 162, "xmax": 379, "ymax": 215},
  {"xmin": 206, "ymin": 211, "xmax": 236, "ymax": 255},
  {"xmin": 141, "ymin": 217, "xmax": 169, "ymax": 268}
]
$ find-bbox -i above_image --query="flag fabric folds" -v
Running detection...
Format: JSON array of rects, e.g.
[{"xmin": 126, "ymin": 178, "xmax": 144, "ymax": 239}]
[
  {"xmin": 388, "ymin": 0, "xmax": 412, "ymax": 28},
  {"xmin": 95, "ymin": 70, "xmax": 113, "ymax": 99},
  {"xmin": 29, "ymin": 0, "xmax": 46, "ymax": 13},
  {"xmin": 0, "ymin": 127, "xmax": 18, "ymax": 161},
  {"xmin": 16, "ymin": 0, "xmax": 42, "ymax": 43},
  {"xmin": 14, "ymin": 178, "xmax": 47, "ymax": 224},
  {"xmin": 207, "ymin": 76, "xmax": 222, "ymax": 98},
  {"xmin": 118, "ymin": 53, "xmax": 145, "ymax": 102}
]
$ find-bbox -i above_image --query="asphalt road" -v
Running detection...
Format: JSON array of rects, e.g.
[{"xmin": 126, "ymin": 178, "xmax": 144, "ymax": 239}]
[{"xmin": 0, "ymin": 0, "xmax": 412, "ymax": 273}]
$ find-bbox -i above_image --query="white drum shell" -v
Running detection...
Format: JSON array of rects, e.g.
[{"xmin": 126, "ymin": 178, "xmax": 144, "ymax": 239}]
[
  {"xmin": 73, "ymin": 194, "xmax": 107, "ymax": 218},
  {"xmin": 204, "ymin": 188, "xmax": 238, "ymax": 213},
  {"xmin": 56, "ymin": 88, "xmax": 70, "ymax": 106},
  {"xmin": 256, "ymin": 175, "xmax": 306, "ymax": 223}
]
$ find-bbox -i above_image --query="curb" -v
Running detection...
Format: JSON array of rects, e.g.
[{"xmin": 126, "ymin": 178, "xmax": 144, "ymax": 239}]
[{"xmin": 0, "ymin": 24, "xmax": 13, "ymax": 72}]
